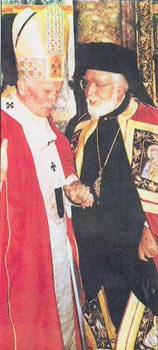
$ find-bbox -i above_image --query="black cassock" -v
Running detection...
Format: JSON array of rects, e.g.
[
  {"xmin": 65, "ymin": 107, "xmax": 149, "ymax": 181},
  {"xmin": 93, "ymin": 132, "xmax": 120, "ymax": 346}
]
[{"xmin": 66, "ymin": 111, "xmax": 157, "ymax": 330}]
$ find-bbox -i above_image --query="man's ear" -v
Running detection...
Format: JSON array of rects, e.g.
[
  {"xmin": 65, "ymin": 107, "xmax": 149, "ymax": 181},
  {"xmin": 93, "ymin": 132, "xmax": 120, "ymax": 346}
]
[
  {"xmin": 17, "ymin": 78, "xmax": 26, "ymax": 97},
  {"xmin": 117, "ymin": 84, "xmax": 127, "ymax": 100}
]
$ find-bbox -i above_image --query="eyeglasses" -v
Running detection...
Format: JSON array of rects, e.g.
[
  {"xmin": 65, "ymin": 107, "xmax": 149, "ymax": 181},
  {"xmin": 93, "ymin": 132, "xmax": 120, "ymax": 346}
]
[{"xmin": 80, "ymin": 77, "xmax": 117, "ymax": 91}]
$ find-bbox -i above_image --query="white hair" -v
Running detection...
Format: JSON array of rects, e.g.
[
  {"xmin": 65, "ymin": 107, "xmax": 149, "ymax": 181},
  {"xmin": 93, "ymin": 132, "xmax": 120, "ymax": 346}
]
[{"xmin": 112, "ymin": 73, "xmax": 129, "ymax": 92}]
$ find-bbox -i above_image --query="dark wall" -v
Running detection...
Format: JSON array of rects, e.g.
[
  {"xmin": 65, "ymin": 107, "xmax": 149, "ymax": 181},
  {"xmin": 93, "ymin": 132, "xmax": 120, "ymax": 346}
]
[{"xmin": 1, "ymin": 14, "xmax": 18, "ymax": 92}]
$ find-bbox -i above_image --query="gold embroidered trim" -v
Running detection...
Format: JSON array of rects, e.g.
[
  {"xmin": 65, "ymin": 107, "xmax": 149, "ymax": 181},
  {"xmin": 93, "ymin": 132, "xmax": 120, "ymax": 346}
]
[
  {"xmin": 116, "ymin": 292, "xmax": 145, "ymax": 350},
  {"xmin": 141, "ymin": 200, "xmax": 158, "ymax": 215},
  {"xmin": 75, "ymin": 119, "xmax": 98, "ymax": 177},
  {"xmin": 123, "ymin": 119, "xmax": 158, "ymax": 207}
]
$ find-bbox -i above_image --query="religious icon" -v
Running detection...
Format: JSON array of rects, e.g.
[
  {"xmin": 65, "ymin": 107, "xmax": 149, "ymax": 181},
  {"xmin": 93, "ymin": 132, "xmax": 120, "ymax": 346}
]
[
  {"xmin": 51, "ymin": 55, "xmax": 62, "ymax": 78},
  {"xmin": 141, "ymin": 144, "xmax": 158, "ymax": 183}
]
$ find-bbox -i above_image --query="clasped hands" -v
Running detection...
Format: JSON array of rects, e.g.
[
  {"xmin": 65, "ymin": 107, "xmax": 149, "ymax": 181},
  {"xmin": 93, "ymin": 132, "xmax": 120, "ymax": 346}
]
[{"xmin": 64, "ymin": 181, "xmax": 94, "ymax": 208}]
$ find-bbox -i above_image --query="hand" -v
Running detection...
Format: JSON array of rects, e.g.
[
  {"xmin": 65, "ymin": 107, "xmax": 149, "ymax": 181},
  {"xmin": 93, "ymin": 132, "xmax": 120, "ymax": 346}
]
[
  {"xmin": 138, "ymin": 226, "xmax": 158, "ymax": 261},
  {"xmin": 1, "ymin": 139, "xmax": 8, "ymax": 183},
  {"xmin": 64, "ymin": 181, "xmax": 94, "ymax": 208}
]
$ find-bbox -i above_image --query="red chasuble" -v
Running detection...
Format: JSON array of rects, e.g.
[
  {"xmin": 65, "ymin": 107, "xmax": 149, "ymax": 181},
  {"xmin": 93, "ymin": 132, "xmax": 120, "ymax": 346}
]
[{"xmin": 0, "ymin": 111, "xmax": 83, "ymax": 350}]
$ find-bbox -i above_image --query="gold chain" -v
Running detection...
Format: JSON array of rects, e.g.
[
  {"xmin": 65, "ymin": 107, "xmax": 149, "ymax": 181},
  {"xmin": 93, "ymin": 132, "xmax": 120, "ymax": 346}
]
[{"xmin": 96, "ymin": 124, "xmax": 120, "ymax": 174}]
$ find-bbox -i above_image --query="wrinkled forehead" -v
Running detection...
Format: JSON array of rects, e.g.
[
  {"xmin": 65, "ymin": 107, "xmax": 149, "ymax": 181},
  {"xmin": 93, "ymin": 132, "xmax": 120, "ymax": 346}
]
[
  {"xmin": 85, "ymin": 70, "xmax": 117, "ymax": 81},
  {"xmin": 25, "ymin": 77, "xmax": 63, "ymax": 90}
]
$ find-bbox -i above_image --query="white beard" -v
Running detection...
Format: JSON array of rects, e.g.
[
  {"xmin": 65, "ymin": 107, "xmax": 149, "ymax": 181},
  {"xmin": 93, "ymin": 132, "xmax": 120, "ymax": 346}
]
[{"xmin": 86, "ymin": 89, "xmax": 120, "ymax": 118}]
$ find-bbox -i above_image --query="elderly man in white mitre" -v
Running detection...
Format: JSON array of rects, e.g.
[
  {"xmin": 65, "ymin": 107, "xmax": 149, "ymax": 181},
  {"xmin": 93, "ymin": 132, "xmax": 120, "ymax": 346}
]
[{"xmin": 1, "ymin": 5, "xmax": 93, "ymax": 350}]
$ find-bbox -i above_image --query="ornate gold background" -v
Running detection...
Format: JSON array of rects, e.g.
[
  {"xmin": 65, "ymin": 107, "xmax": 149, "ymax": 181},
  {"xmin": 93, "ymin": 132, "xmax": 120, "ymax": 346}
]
[{"xmin": 76, "ymin": 0, "xmax": 157, "ymax": 105}]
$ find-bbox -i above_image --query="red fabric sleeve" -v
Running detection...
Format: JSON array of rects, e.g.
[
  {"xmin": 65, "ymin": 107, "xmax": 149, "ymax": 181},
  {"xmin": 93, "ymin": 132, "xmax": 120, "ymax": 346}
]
[{"xmin": 145, "ymin": 211, "xmax": 158, "ymax": 270}]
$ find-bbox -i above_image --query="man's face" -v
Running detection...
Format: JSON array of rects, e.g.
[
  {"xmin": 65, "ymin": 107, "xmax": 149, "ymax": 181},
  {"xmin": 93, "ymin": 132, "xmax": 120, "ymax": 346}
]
[
  {"xmin": 18, "ymin": 78, "xmax": 63, "ymax": 117},
  {"xmin": 83, "ymin": 70, "xmax": 122, "ymax": 117}
]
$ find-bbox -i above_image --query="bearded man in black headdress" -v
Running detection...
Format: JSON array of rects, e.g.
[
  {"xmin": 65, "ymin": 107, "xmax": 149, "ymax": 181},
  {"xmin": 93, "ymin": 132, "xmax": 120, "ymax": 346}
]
[{"xmin": 65, "ymin": 42, "xmax": 158, "ymax": 331}]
